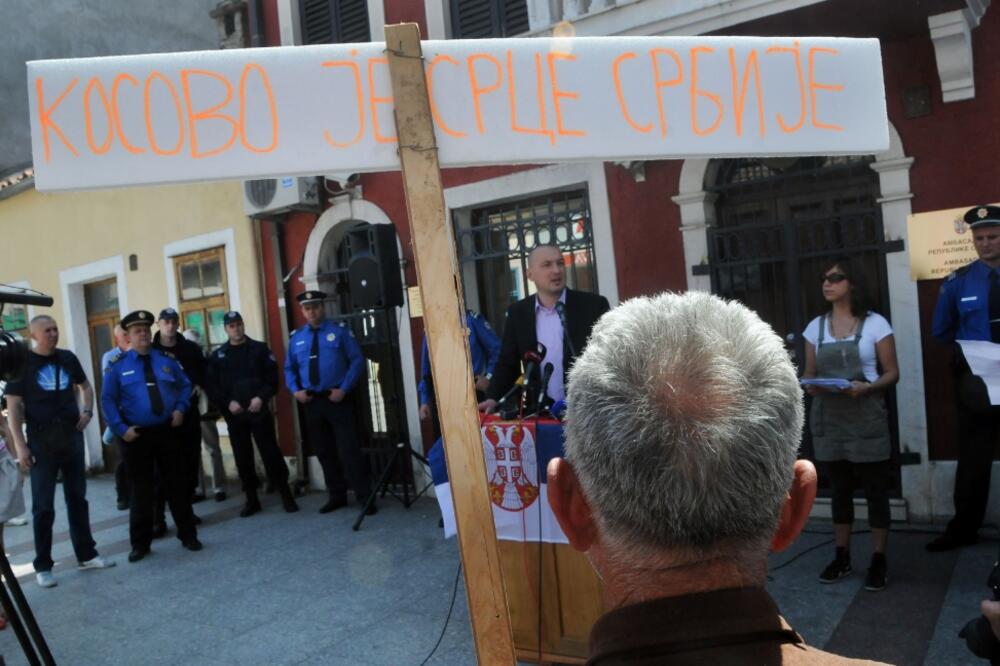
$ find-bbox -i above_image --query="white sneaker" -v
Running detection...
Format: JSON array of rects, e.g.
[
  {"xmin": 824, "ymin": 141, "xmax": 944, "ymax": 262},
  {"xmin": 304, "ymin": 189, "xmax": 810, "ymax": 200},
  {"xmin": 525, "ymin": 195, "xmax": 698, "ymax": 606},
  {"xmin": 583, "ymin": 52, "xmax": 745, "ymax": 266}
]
[
  {"xmin": 78, "ymin": 556, "xmax": 116, "ymax": 571},
  {"xmin": 6, "ymin": 515, "xmax": 28, "ymax": 526},
  {"xmin": 36, "ymin": 571, "xmax": 57, "ymax": 588}
]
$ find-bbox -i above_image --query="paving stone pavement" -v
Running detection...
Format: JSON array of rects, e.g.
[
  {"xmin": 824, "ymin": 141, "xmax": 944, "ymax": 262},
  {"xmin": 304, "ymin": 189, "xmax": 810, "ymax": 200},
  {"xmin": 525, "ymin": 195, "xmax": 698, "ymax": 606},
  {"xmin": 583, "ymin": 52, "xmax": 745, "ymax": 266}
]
[{"xmin": 0, "ymin": 475, "xmax": 993, "ymax": 664}]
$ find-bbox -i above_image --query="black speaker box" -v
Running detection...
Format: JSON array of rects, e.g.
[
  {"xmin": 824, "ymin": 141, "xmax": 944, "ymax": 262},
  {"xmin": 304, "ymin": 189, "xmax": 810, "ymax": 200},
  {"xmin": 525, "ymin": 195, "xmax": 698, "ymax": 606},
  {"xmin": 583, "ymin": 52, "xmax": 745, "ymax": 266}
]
[{"xmin": 345, "ymin": 224, "xmax": 403, "ymax": 310}]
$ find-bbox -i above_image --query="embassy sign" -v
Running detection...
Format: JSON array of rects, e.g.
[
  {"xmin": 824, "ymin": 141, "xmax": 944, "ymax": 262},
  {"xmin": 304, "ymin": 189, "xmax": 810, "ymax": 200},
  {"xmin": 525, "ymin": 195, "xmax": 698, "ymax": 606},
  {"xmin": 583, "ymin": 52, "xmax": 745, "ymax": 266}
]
[{"xmin": 27, "ymin": 36, "xmax": 888, "ymax": 191}]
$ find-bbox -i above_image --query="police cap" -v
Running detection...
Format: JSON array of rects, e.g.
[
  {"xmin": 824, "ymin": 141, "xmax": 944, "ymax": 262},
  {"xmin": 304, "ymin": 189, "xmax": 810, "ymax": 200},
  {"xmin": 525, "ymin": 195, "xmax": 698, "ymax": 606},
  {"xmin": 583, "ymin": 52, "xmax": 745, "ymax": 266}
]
[
  {"xmin": 158, "ymin": 307, "xmax": 180, "ymax": 321},
  {"xmin": 296, "ymin": 290, "xmax": 327, "ymax": 305},
  {"xmin": 122, "ymin": 310, "xmax": 155, "ymax": 329},
  {"xmin": 223, "ymin": 310, "xmax": 243, "ymax": 325},
  {"xmin": 965, "ymin": 205, "xmax": 1000, "ymax": 230}
]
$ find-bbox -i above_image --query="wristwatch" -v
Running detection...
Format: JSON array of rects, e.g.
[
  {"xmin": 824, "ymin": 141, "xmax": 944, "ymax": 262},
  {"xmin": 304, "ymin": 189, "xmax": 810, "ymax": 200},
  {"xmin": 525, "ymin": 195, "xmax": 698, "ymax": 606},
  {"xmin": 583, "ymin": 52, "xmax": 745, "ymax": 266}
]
[{"xmin": 82, "ymin": 409, "xmax": 94, "ymax": 416}]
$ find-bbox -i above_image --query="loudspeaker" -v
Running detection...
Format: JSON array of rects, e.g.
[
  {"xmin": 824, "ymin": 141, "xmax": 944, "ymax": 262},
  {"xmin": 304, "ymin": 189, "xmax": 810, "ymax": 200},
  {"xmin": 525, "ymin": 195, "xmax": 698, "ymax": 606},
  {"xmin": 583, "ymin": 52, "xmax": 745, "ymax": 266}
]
[{"xmin": 345, "ymin": 224, "xmax": 403, "ymax": 310}]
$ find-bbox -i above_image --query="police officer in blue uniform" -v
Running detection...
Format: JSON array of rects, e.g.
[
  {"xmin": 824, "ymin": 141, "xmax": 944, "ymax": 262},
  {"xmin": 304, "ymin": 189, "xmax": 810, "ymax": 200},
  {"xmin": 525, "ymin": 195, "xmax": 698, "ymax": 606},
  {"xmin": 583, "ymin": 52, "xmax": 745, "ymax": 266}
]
[
  {"xmin": 929, "ymin": 205, "xmax": 1000, "ymax": 551},
  {"xmin": 207, "ymin": 311, "xmax": 299, "ymax": 517},
  {"xmin": 284, "ymin": 291, "xmax": 373, "ymax": 515},
  {"xmin": 101, "ymin": 310, "xmax": 202, "ymax": 562},
  {"xmin": 418, "ymin": 310, "xmax": 500, "ymax": 441}
]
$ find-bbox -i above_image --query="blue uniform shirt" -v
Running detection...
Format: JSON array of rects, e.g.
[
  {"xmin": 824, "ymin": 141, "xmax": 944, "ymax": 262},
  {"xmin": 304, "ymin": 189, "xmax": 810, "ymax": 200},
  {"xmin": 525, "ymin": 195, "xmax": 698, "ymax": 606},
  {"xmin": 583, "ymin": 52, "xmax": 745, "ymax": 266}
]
[
  {"xmin": 418, "ymin": 311, "xmax": 501, "ymax": 406},
  {"xmin": 284, "ymin": 319, "xmax": 364, "ymax": 393},
  {"xmin": 933, "ymin": 260, "xmax": 997, "ymax": 343},
  {"xmin": 101, "ymin": 349, "xmax": 192, "ymax": 436}
]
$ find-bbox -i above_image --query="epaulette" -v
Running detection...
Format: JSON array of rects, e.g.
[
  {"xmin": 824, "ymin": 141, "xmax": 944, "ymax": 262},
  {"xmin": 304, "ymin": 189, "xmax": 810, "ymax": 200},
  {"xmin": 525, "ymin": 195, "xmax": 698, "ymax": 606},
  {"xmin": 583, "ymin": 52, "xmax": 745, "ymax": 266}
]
[
  {"xmin": 946, "ymin": 262, "xmax": 975, "ymax": 281},
  {"xmin": 109, "ymin": 353, "xmax": 126, "ymax": 365},
  {"xmin": 160, "ymin": 350, "xmax": 177, "ymax": 360}
]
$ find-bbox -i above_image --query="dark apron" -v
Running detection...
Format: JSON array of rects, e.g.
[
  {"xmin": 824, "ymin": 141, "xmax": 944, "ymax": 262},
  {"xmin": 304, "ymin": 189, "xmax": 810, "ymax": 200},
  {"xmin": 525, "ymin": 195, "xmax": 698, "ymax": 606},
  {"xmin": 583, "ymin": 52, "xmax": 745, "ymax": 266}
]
[{"xmin": 809, "ymin": 314, "xmax": 890, "ymax": 463}]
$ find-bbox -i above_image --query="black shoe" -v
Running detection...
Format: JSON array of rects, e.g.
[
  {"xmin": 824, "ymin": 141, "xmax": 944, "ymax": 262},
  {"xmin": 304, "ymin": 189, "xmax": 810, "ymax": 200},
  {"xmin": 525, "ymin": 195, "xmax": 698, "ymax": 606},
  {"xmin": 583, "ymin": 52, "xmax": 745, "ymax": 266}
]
[
  {"xmin": 192, "ymin": 493, "xmax": 207, "ymax": 504},
  {"xmin": 151, "ymin": 523, "xmax": 167, "ymax": 539},
  {"xmin": 116, "ymin": 498, "xmax": 128, "ymax": 511},
  {"xmin": 818, "ymin": 556, "xmax": 852, "ymax": 583},
  {"xmin": 865, "ymin": 555, "xmax": 888, "ymax": 591},
  {"xmin": 128, "ymin": 547, "xmax": 150, "ymax": 563},
  {"xmin": 926, "ymin": 532, "xmax": 978, "ymax": 552},
  {"xmin": 193, "ymin": 514, "xmax": 203, "ymax": 526},
  {"xmin": 319, "ymin": 496, "xmax": 348, "ymax": 514},
  {"xmin": 279, "ymin": 488, "xmax": 299, "ymax": 513},
  {"xmin": 181, "ymin": 538, "xmax": 203, "ymax": 552},
  {"xmin": 240, "ymin": 497, "xmax": 262, "ymax": 518},
  {"xmin": 214, "ymin": 490, "xmax": 227, "ymax": 502}
]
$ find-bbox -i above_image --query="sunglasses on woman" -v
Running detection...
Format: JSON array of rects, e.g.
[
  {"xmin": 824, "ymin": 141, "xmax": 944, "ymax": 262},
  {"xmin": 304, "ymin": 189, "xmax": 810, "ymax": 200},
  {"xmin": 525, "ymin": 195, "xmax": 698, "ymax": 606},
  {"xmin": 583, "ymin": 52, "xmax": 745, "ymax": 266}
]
[{"xmin": 821, "ymin": 273, "xmax": 848, "ymax": 284}]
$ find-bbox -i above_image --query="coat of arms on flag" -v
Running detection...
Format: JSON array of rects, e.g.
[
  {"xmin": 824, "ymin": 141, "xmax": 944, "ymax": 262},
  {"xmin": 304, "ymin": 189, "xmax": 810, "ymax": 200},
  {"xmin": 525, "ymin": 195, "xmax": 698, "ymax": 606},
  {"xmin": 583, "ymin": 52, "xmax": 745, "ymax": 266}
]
[
  {"xmin": 429, "ymin": 417, "xmax": 568, "ymax": 544},
  {"xmin": 484, "ymin": 422, "xmax": 539, "ymax": 511}
]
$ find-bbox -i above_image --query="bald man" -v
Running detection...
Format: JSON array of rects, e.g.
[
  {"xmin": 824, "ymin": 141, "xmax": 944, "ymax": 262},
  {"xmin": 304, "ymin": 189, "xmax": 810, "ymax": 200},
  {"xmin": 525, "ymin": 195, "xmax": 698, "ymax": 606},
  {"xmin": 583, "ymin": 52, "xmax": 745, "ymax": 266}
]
[
  {"xmin": 5, "ymin": 315, "xmax": 115, "ymax": 588},
  {"xmin": 480, "ymin": 244, "xmax": 610, "ymax": 413}
]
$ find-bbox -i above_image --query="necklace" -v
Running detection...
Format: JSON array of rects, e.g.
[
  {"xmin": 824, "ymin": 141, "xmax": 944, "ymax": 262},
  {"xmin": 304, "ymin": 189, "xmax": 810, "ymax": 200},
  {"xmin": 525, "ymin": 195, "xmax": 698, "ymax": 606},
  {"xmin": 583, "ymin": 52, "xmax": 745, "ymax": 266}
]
[{"xmin": 829, "ymin": 315, "xmax": 859, "ymax": 340}]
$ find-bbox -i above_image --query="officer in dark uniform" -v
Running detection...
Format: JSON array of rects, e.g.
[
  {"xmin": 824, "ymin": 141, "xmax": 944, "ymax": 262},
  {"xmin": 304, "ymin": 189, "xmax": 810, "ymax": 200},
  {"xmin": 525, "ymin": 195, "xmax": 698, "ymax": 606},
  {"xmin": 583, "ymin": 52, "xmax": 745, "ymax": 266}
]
[
  {"xmin": 101, "ymin": 310, "xmax": 201, "ymax": 562},
  {"xmin": 929, "ymin": 205, "xmax": 1000, "ymax": 552},
  {"xmin": 206, "ymin": 311, "xmax": 299, "ymax": 517},
  {"xmin": 284, "ymin": 291, "xmax": 373, "ymax": 515},
  {"xmin": 418, "ymin": 310, "xmax": 500, "ymax": 441},
  {"xmin": 152, "ymin": 307, "xmax": 207, "ymax": 513}
]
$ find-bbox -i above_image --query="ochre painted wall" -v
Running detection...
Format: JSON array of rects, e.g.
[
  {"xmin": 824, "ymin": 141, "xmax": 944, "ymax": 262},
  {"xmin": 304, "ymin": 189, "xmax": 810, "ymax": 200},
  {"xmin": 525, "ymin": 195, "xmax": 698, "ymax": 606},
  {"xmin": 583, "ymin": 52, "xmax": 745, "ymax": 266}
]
[{"xmin": 0, "ymin": 181, "xmax": 265, "ymax": 369}]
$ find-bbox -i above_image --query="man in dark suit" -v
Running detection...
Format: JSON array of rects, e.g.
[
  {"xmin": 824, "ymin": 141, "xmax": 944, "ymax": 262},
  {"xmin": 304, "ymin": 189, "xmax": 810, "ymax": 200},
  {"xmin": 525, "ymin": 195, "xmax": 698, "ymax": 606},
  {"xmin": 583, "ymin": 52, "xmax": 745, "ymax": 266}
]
[{"xmin": 480, "ymin": 244, "xmax": 610, "ymax": 413}]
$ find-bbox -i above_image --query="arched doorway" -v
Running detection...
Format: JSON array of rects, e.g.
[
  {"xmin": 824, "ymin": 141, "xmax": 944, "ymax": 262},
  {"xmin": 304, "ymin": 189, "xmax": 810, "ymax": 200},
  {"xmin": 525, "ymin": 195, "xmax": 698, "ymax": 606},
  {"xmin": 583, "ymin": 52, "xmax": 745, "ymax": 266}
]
[
  {"xmin": 705, "ymin": 154, "xmax": 901, "ymax": 489},
  {"xmin": 300, "ymin": 199, "xmax": 422, "ymax": 491}
]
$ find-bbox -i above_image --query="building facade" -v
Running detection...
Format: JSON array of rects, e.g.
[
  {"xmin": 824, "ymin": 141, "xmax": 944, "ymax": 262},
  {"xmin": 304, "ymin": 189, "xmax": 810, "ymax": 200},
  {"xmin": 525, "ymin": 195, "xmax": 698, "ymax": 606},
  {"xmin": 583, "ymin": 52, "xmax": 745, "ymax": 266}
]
[{"xmin": 244, "ymin": 0, "xmax": 1000, "ymax": 524}]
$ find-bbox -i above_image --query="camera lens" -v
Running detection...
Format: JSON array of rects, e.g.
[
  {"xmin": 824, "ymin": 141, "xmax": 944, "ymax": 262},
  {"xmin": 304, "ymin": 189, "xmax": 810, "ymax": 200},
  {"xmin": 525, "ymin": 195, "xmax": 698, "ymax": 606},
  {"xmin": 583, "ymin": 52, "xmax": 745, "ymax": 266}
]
[{"xmin": 0, "ymin": 330, "xmax": 28, "ymax": 381}]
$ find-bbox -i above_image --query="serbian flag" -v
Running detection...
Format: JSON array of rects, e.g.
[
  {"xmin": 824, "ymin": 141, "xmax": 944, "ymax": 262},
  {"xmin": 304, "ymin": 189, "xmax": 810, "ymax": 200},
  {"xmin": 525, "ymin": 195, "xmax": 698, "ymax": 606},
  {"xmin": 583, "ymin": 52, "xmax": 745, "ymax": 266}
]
[{"xmin": 429, "ymin": 417, "xmax": 568, "ymax": 543}]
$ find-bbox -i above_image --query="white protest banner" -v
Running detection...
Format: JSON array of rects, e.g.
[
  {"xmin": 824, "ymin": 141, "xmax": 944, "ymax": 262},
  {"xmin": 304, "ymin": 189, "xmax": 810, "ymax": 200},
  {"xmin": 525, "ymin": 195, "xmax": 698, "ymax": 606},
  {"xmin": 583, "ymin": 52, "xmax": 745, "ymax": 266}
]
[{"xmin": 28, "ymin": 36, "xmax": 888, "ymax": 191}]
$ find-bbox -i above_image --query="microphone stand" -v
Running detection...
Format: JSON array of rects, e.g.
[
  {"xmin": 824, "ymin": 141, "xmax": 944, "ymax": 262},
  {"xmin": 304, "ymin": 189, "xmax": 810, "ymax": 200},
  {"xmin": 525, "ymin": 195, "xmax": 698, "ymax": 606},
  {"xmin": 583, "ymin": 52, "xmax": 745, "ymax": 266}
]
[{"xmin": 555, "ymin": 302, "xmax": 576, "ymax": 359}]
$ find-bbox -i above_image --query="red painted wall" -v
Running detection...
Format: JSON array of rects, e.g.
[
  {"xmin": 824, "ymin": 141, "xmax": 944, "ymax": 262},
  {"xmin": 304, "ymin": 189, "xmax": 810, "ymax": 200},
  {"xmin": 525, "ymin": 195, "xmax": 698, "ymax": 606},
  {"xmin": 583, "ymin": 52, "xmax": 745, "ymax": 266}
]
[
  {"xmin": 604, "ymin": 160, "xmax": 688, "ymax": 299},
  {"xmin": 383, "ymin": 0, "xmax": 428, "ymax": 36}
]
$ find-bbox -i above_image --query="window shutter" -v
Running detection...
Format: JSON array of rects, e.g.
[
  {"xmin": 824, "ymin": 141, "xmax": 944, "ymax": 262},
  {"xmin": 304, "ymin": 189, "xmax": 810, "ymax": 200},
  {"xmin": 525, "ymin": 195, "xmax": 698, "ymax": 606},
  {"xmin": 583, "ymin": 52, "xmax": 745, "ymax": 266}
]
[
  {"xmin": 450, "ymin": 0, "xmax": 528, "ymax": 38},
  {"xmin": 300, "ymin": 0, "xmax": 370, "ymax": 45},
  {"xmin": 501, "ymin": 0, "xmax": 529, "ymax": 35},
  {"xmin": 450, "ymin": 0, "xmax": 500, "ymax": 39}
]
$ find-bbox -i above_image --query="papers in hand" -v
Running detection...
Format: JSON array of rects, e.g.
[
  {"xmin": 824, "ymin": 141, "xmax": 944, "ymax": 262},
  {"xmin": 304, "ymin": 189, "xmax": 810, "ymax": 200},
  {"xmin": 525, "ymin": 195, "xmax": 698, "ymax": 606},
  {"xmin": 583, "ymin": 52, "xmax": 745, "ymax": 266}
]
[
  {"xmin": 800, "ymin": 378, "xmax": 852, "ymax": 390},
  {"xmin": 957, "ymin": 340, "xmax": 1000, "ymax": 406}
]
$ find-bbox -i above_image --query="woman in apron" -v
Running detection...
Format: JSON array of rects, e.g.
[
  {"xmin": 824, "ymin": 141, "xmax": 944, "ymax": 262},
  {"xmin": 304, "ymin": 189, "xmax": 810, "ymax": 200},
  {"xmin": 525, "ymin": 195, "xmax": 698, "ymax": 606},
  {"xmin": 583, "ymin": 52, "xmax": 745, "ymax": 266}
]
[{"xmin": 802, "ymin": 256, "xmax": 899, "ymax": 591}]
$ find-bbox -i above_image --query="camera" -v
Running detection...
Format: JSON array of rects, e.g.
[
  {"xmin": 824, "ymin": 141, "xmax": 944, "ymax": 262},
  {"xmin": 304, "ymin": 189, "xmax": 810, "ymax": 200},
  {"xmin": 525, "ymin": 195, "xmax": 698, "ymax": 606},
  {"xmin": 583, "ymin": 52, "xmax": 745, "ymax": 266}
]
[
  {"xmin": 960, "ymin": 549, "xmax": 1000, "ymax": 661},
  {"xmin": 0, "ymin": 286, "xmax": 54, "ymax": 382}
]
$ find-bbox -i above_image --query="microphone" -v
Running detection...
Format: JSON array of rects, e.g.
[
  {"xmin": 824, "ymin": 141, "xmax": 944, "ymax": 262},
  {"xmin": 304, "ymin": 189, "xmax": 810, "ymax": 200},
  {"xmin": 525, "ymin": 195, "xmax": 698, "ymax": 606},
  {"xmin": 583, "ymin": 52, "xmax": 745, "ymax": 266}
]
[
  {"xmin": 554, "ymin": 301, "xmax": 576, "ymax": 357},
  {"xmin": 538, "ymin": 362, "xmax": 555, "ymax": 413},
  {"xmin": 550, "ymin": 399, "xmax": 567, "ymax": 420},
  {"xmin": 521, "ymin": 347, "xmax": 544, "ymax": 410},
  {"xmin": 494, "ymin": 373, "xmax": 524, "ymax": 412}
]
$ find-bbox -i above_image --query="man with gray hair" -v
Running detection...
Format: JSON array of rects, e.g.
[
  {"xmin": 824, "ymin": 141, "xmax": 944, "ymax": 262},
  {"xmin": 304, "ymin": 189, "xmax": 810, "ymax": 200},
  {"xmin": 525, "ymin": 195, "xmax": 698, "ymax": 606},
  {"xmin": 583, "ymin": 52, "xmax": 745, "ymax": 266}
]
[{"xmin": 548, "ymin": 292, "xmax": 877, "ymax": 664}]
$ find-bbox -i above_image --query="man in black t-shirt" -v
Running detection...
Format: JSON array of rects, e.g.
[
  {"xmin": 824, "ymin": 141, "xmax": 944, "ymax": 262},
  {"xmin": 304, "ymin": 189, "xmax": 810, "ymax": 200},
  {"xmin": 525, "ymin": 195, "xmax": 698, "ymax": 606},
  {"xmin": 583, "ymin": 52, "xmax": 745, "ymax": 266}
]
[{"xmin": 4, "ymin": 315, "xmax": 115, "ymax": 588}]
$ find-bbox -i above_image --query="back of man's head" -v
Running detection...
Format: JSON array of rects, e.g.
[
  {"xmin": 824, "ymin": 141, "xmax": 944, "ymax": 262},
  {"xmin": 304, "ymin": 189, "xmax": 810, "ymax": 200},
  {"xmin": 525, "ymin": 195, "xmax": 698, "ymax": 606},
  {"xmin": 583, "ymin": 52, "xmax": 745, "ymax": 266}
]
[{"xmin": 564, "ymin": 291, "xmax": 803, "ymax": 560}]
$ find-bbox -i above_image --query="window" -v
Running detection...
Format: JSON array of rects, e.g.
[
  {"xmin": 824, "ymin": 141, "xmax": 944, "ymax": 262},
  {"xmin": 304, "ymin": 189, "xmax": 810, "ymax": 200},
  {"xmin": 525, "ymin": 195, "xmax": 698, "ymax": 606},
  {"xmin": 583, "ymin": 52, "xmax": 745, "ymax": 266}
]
[
  {"xmin": 173, "ymin": 247, "xmax": 230, "ymax": 353},
  {"xmin": 450, "ymin": 0, "xmax": 529, "ymax": 38},
  {"xmin": 299, "ymin": 0, "xmax": 370, "ymax": 44},
  {"xmin": 454, "ymin": 189, "xmax": 597, "ymax": 331},
  {"xmin": 0, "ymin": 303, "xmax": 28, "ymax": 338}
]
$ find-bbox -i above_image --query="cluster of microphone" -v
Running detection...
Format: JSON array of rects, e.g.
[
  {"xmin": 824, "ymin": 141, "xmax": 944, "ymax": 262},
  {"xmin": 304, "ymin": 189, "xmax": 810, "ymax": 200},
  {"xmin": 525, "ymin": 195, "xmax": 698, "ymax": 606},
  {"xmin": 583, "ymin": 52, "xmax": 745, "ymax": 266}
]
[{"xmin": 494, "ymin": 342, "xmax": 565, "ymax": 420}]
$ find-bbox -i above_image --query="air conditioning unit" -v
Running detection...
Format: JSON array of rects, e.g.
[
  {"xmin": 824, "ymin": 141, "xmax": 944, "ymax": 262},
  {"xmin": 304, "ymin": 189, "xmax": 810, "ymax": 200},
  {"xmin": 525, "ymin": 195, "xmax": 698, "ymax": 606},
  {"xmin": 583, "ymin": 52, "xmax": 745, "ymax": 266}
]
[{"xmin": 242, "ymin": 177, "xmax": 321, "ymax": 217}]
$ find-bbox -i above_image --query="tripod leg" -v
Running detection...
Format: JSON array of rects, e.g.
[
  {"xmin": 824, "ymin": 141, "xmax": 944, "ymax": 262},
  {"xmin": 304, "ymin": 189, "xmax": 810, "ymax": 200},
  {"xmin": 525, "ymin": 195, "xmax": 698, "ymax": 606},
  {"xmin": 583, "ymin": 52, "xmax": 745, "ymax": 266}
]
[
  {"xmin": 0, "ymin": 554, "xmax": 56, "ymax": 666},
  {"xmin": 352, "ymin": 444, "xmax": 402, "ymax": 531},
  {"xmin": 0, "ymin": 580, "xmax": 41, "ymax": 666}
]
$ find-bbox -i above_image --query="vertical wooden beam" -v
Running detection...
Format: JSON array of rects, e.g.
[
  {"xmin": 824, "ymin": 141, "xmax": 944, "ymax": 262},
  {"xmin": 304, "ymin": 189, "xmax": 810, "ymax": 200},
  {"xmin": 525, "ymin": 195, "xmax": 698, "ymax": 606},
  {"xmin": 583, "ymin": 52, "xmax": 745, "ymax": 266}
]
[{"xmin": 384, "ymin": 23, "xmax": 516, "ymax": 665}]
